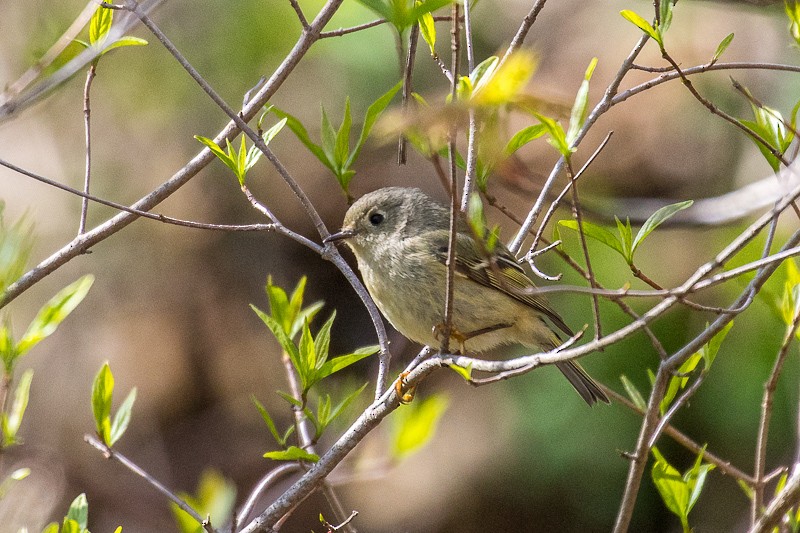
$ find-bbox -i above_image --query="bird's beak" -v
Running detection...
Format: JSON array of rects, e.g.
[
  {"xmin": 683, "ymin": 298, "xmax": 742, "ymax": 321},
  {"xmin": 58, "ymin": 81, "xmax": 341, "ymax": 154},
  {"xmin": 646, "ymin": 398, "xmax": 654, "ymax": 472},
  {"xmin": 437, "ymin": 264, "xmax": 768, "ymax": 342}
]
[{"xmin": 323, "ymin": 228, "xmax": 358, "ymax": 244}]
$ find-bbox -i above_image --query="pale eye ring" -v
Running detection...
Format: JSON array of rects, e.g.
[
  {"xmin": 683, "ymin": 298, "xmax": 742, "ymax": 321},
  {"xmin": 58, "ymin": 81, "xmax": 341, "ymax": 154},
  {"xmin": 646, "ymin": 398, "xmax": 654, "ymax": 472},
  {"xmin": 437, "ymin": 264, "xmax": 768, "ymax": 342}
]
[{"xmin": 369, "ymin": 212, "xmax": 384, "ymax": 226}]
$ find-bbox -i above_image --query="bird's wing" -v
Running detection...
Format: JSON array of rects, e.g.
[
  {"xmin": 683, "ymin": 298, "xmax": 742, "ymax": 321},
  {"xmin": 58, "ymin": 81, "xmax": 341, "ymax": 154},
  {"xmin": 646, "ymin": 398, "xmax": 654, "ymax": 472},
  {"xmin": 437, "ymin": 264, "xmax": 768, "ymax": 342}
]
[{"xmin": 428, "ymin": 230, "xmax": 573, "ymax": 337}]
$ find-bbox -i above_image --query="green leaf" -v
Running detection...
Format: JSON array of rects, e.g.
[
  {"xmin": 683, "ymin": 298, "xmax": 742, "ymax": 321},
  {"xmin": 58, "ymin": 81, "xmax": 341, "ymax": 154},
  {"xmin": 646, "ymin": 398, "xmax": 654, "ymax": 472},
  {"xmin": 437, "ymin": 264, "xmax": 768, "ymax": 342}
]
[
  {"xmin": 685, "ymin": 447, "xmax": 715, "ymax": 513},
  {"xmin": 631, "ymin": 200, "xmax": 694, "ymax": 255},
  {"xmin": 558, "ymin": 219, "xmax": 627, "ymax": 258},
  {"xmin": 252, "ymin": 305, "xmax": 301, "ymax": 364},
  {"xmin": 320, "ymin": 107, "xmax": 337, "ymax": 166},
  {"xmin": 651, "ymin": 448, "xmax": 690, "ymax": 527},
  {"xmin": 348, "ymin": 81, "xmax": 402, "ymax": 169},
  {"xmin": 620, "ymin": 10, "xmax": 661, "ymax": 43},
  {"xmin": 658, "ymin": 0, "xmax": 675, "ymax": 34},
  {"xmin": 195, "ymin": 135, "xmax": 237, "ymax": 175},
  {"xmin": 566, "ymin": 57, "xmax": 597, "ymax": 147},
  {"xmin": 620, "ymin": 374, "xmax": 647, "ymax": 410},
  {"xmin": 699, "ymin": 321, "xmax": 733, "ymax": 369},
  {"xmin": 660, "ymin": 352, "xmax": 702, "ymax": 415},
  {"xmin": 263, "ymin": 117, "xmax": 287, "ymax": 145},
  {"xmin": 298, "ymin": 319, "xmax": 316, "ymax": 388},
  {"xmin": 711, "ymin": 33, "xmax": 734, "ymax": 64},
  {"xmin": 469, "ymin": 56, "xmax": 500, "ymax": 95},
  {"xmin": 2, "ymin": 368, "xmax": 33, "ymax": 446},
  {"xmin": 317, "ymin": 345, "xmax": 379, "ymax": 381},
  {"xmin": 104, "ymin": 36, "xmax": 148, "ymax": 53},
  {"xmin": 60, "ymin": 518, "xmax": 81, "ymax": 533},
  {"xmin": 42, "ymin": 523, "xmax": 60, "ymax": 533},
  {"xmin": 449, "ymin": 362, "xmax": 472, "ymax": 381},
  {"xmin": 313, "ymin": 313, "xmax": 337, "ymax": 370},
  {"xmin": 327, "ymin": 382, "xmax": 368, "ymax": 425},
  {"xmin": 535, "ymin": 113, "xmax": 570, "ymax": 156},
  {"xmin": 171, "ymin": 469, "xmax": 236, "ymax": 533},
  {"xmin": 252, "ymin": 395, "xmax": 283, "ymax": 445},
  {"xmin": 89, "ymin": 6, "xmax": 113, "ymax": 47},
  {"xmin": 334, "ymin": 98, "xmax": 353, "ymax": 171},
  {"xmin": 418, "ymin": 2, "xmax": 436, "ymax": 55},
  {"xmin": 264, "ymin": 445, "xmax": 319, "ymax": 462},
  {"xmin": 91, "ymin": 362, "xmax": 114, "ymax": 444},
  {"xmin": 265, "ymin": 276, "xmax": 290, "ymax": 334},
  {"xmin": 66, "ymin": 493, "xmax": 89, "ymax": 530},
  {"xmin": 271, "ymin": 109, "xmax": 333, "ymax": 172},
  {"xmin": 17, "ymin": 275, "xmax": 94, "ymax": 356},
  {"xmin": 614, "ymin": 216, "xmax": 634, "ymax": 263},
  {"xmin": 737, "ymin": 478, "xmax": 755, "ymax": 501},
  {"xmin": 109, "ymin": 386, "xmax": 136, "ymax": 446},
  {"xmin": 276, "ymin": 390, "xmax": 303, "ymax": 408},
  {"xmin": 391, "ymin": 393, "xmax": 449, "ymax": 459},
  {"xmin": 504, "ymin": 124, "xmax": 547, "ymax": 156}
]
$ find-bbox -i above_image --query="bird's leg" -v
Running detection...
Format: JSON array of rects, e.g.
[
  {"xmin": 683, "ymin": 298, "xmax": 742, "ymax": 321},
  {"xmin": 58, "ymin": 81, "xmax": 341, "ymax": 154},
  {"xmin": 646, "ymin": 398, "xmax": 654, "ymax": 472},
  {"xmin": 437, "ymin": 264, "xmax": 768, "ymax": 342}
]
[
  {"xmin": 395, "ymin": 371, "xmax": 416, "ymax": 404},
  {"xmin": 433, "ymin": 322, "xmax": 513, "ymax": 354}
]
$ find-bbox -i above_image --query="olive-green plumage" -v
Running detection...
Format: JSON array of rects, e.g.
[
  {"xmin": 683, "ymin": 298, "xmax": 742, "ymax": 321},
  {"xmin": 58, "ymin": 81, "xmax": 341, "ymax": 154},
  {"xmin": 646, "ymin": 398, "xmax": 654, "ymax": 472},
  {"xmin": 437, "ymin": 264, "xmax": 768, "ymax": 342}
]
[{"xmin": 327, "ymin": 187, "xmax": 608, "ymax": 406}]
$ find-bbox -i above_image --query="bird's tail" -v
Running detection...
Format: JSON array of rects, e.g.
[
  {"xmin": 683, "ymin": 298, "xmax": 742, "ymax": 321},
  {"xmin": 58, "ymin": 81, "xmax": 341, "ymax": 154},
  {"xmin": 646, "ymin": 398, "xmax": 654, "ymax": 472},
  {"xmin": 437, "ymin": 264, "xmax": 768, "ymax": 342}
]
[{"xmin": 555, "ymin": 360, "xmax": 610, "ymax": 406}]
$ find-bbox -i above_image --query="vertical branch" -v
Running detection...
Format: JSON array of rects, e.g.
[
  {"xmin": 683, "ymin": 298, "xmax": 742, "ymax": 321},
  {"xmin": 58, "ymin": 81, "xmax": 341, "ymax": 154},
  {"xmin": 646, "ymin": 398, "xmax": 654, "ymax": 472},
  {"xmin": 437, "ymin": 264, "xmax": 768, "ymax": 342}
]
[
  {"xmin": 398, "ymin": 25, "xmax": 419, "ymax": 165},
  {"xmin": 442, "ymin": 2, "xmax": 461, "ymax": 353},
  {"xmin": 79, "ymin": 63, "xmax": 97, "ymax": 235},
  {"xmin": 460, "ymin": 0, "xmax": 478, "ymax": 212},
  {"xmin": 612, "ymin": 365, "xmax": 670, "ymax": 533},
  {"xmin": 565, "ymin": 161, "xmax": 602, "ymax": 339},
  {"xmin": 752, "ymin": 309, "xmax": 800, "ymax": 524}
]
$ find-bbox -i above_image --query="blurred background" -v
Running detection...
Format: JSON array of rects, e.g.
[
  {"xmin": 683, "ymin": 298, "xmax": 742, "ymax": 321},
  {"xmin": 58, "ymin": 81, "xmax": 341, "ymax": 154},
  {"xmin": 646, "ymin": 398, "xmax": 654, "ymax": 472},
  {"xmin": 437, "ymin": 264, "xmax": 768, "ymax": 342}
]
[{"xmin": 0, "ymin": 0, "xmax": 798, "ymax": 531}]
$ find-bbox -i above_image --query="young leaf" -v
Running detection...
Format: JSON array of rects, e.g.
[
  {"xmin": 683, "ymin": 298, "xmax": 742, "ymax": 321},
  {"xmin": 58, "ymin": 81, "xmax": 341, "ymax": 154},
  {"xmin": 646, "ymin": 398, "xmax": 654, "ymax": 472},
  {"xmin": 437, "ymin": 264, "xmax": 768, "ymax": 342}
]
[
  {"xmin": 535, "ymin": 113, "xmax": 570, "ymax": 157},
  {"xmin": 17, "ymin": 275, "xmax": 94, "ymax": 356},
  {"xmin": 630, "ymin": 200, "xmax": 693, "ymax": 255},
  {"xmin": 252, "ymin": 395, "xmax": 284, "ymax": 446},
  {"xmin": 614, "ymin": 216, "xmax": 634, "ymax": 263},
  {"xmin": 270, "ymin": 109, "xmax": 333, "ymax": 172},
  {"xmin": 504, "ymin": 124, "xmax": 547, "ymax": 156},
  {"xmin": 391, "ymin": 393, "xmax": 449, "ymax": 460},
  {"xmin": 620, "ymin": 374, "xmax": 647, "ymax": 410},
  {"xmin": 104, "ymin": 36, "xmax": 148, "ymax": 53},
  {"xmin": 317, "ymin": 345, "xmax": 379, "ymax": 381},
  {"xmin": 89, "ymin": 6, "xmax": 113, "ymax": 47},
  {"xmin": 711, "ymin": 33, "xmax": 734, "ymax": 64},
  {"xmin": 320, "ymin": 107, "xmax": 337, "ymax": 165},
  {"xmin": 327, "ymin": 382, "xmax": 368, "ymax": 425},
  {"xmin": 264, "ymin": 445, "xmax": 319, "ymax": 462},
  {"xmin": 334, "ymin": 98, "xmax": 353, "ymax": 170},
  {"xmin": 195, "ymin": 135, "xmax": 235, "ymax": 169},
  {"xmin": 313, "ymin": 313, "xmax": 337, "ymax": 371},
  {"xmin": 651, "ymin": 448, "xmax": 690, "ymax": 529},
  {"xmin": 558, "ymin": 220, "xmax": 627, "ymax": 258},
  {"xmin": 699, "ymin": 321, "xmax": 733, "ymax": 369},
  {"xmin": 418, "ymin": 2, "xmax": 436, "ymax": 55},
  {"xmin": 620, "ymin": 10, "xmax": 661, "ymax": 44},
  {"xmin": 109, "ymin": 387, "xmax": 136, "ymax": 446},
  {"xmin": 660, "ymin": 352, "xmax": 702, "ymax": 415},
  {"xmin": 66, "ymin": 493, "xmax": 89, "ymax": 530},
  {"xmin": 348, "ymin": 81, "xmax": 402, "ymax": 168},
  {"xmin": 171, "ymin": 469, "xmax": 236, "ymax": 533},
  {"xmin": 251, "ymin": 305, "xmax": 301, "ymax": 364},
  {"xmin": 448, "ymin": 363, "xmax": 473, "ymax": 381},
  {"xmin": 2, "ymin": 368, "xmax": 33, "ymax": 446},
  {"xmin": 566, "ymin": 57, "xmax": 598, "ymax": 147},
  {"xmin": 91, "ymin": 362, "xmax": 114, "ymax": 444},
  {"xmin": 685, "ymin": 448, "xmax": 715, "ymax": 514},
  {"xmin": 263, "ymin": 117, "xmax": 287, "ymax": 145}
]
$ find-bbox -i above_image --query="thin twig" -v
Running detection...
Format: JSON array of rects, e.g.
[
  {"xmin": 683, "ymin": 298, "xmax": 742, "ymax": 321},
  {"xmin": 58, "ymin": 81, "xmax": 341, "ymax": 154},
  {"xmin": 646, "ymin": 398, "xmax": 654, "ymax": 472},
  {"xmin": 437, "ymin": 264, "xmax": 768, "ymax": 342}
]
[
  {"xmin": 79, "ymin": 63, "xmax": 97, "ymax": 235},
  {"xmin": 566, "ymin": 160, "xmax": 602, "ymax": 340},
  {"xmin": 748, "ymin": 466, "xmax": 800, "ymax": 533},
  {"xmin": 441, "ymin": 2, "xmax": 461, "ymax": 354},
  {"xmin": 458, "ymin": 0, "xmax": 478, "ymax": 212},
  {"xmin": 753, "ymin": 309, "xmax": 800, "ymax": 524},
  {"xmin": 509, "ymin": 34, "xmax": 650, "ymax": 254},
  {"xmin": 288, "ymin": 0, "xmax": 310, "ymax": 29},
  {"xmin": 499, "ymin": 0, "xmax": 547, "ymax": 67},
  {"xmin": 236, "ymin": 464, "xmax": 301, "ymax": 529},
  {"xmin": 398, "ymin": 24, "xmax": 419, "ymax": 165},
  {"xmin": 84, "ymin": 434, "xmax": 216, "ymax": 533},
  {"xmin": 647, "ymin": 369, "xmax": 707, "ymax": 449},
  {"xmin": 604, "ymin": 386, "xmax": 755, "ymax": 484}
]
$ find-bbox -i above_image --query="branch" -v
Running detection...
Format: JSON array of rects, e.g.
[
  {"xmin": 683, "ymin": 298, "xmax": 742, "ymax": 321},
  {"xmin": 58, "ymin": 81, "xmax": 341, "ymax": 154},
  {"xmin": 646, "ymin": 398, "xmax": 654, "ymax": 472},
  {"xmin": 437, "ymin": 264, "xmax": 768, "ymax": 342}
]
[
  {"xmin": 748, "ymin": 466, "xmax": 800, "ymax": 533},
  {"xmin": 84, "ymin": 434, "xmax": 215, "ymax": 533}
]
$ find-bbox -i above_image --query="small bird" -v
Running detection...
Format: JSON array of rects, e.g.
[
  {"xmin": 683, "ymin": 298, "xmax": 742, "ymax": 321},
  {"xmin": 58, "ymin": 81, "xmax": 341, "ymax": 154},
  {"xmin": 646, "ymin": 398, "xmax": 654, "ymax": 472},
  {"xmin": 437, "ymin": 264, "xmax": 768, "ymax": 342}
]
[{"xmin": 325, "ymin": 187, "xmax": 608, "ymax": 406}]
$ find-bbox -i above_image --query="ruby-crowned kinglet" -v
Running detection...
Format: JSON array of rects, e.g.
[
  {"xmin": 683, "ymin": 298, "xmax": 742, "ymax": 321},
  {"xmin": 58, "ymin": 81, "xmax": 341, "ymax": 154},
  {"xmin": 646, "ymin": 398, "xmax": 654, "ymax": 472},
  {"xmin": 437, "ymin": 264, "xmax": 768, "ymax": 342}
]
[{"xmin": 325, "ymin": 187, "xmax": 608, "ymax": 406}]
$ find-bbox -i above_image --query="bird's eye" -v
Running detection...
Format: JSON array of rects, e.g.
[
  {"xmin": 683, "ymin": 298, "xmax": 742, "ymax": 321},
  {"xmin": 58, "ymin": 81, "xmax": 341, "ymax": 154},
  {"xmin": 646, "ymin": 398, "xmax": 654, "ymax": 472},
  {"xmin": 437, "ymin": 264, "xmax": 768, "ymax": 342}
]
[{"xmin": 369, "ymin": 212, "xmax": 384, "ymax": 226}]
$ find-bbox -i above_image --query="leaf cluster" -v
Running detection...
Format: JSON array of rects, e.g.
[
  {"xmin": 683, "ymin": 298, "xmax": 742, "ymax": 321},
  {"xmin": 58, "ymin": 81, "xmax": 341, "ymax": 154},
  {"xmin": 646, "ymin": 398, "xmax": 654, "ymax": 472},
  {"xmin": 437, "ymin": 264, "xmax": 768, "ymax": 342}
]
[
  {"xmin": 651, "ymin": 447, "xmax": 715, "ymax": 532},
  {"xmin": 41, "ymin": 493, "xmax": 122, "ymax": 533},
  {"xmin": 273, "ymin": 82, "xmax": 401, "ymax": 200},
  {"xmin": 557, "ymin": 200, "xmax": 693, "ymax": 268},
  {"xmin": 91, "ymin": 362, "xmax": 136, "ymax": 448}
]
